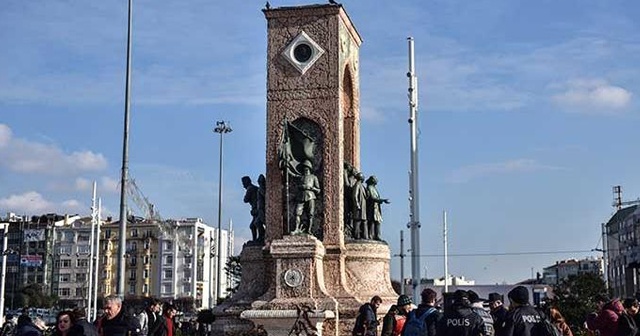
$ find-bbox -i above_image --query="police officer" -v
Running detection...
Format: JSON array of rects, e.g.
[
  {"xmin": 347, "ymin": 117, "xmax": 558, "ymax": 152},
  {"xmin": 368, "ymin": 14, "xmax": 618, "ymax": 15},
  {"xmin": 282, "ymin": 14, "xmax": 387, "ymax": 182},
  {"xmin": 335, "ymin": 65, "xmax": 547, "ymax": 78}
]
[
  {"xmin": 499, "ymin": 286, "xmax": 543, "ymax": 336},
  {"xmin": 437, "ymin": 290, "xmax": 486, "ymax": 336}
]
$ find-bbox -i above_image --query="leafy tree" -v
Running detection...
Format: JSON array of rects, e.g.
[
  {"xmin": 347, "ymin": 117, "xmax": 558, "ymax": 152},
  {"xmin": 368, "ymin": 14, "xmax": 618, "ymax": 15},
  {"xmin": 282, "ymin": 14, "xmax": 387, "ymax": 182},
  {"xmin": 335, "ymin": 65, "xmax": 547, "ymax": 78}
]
[
  {"xmin": 546, "ymin": 272, "xmax": 606, "ymax": 335},
  {"xmin": 20, "ymin": 283, "xmax": 58, "ymax": 308}
]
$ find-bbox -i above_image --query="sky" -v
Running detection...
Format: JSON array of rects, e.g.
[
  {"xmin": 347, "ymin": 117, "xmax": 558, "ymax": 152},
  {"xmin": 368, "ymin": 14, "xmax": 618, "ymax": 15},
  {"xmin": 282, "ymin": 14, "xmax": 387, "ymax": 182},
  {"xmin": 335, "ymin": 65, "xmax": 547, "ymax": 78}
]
[{"xmin": 1, "ymin": 0, "xmax": 639, "ymax": 285}]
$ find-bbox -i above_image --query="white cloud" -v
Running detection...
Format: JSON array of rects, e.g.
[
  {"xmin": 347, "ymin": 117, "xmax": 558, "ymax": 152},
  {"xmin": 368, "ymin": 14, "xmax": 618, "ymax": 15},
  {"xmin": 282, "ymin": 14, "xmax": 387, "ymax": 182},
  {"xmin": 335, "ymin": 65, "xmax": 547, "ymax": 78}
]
[
  {"xmin": 551, "ymin": 79, "xmax": 632, "ymax": 112},
  {"xmin": 0, "ymin": 124, "xmax": 108, "ymax": 175},
  {"xmin": 101, "ymin": 176, "xmax": 120, "ymax": 194},
  {"xmin": 0, "ymin": 191, "xmax": 54, "ymax": 213},
  {"xmin": 0, "ymin": 124, "xmax": 11, "ymax": 147},
  {"xmin": 446, "ymin": 158, "xmax": 564, "ymax": 184},
  {"xmin": 0, "ymin": 191, "xmax": 85, "ymax": 214},
  {"xmin": 75, "ymin": 177, "xmax": 92, "ymax": 191}
]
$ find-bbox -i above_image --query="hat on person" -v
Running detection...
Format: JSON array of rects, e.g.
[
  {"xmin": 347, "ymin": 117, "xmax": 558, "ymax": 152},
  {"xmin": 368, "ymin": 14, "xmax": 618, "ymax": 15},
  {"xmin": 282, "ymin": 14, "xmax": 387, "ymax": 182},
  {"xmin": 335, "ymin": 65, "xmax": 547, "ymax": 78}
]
[
  {"xmin": 397, "ymin": 294, "xmax": 413, "ymax": 307},
  {"xmin": 488, "ymin": 292, "xmax": 503, "ymax": 303},
  {"xmin": 467, "ymin": 290, "xmax": 486, "ymax": 303},
  {"xmin": 508, "ymin": 286, "xmax": 529, "ymax": 305},
  {"xmin": 453, "ymin": 289, "xmax": 469, "ymax": 304}
]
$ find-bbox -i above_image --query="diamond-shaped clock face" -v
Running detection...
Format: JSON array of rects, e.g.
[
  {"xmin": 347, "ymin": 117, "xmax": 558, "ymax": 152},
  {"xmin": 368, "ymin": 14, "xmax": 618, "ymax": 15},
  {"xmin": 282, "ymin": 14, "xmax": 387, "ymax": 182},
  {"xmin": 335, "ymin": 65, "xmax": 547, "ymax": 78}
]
[{"xmin": 281, "ymin": 31, "xmax": 325, "ymax": 75}]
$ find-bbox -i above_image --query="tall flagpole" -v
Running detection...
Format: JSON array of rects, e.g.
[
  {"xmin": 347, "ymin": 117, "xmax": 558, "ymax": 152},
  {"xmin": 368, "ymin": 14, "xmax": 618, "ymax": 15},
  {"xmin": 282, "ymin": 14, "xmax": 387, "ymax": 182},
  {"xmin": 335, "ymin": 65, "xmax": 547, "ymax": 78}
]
[
  {"xmin": 407, "ymin": 37, "xmax": 422, "ymax": 304},
  {"xmin": 117, "ymin": 0, "xmax": 133, "ymax": 297},
  {"xmin": 87, "ymin": 181, "xmax": 97, "ymax": 320}
]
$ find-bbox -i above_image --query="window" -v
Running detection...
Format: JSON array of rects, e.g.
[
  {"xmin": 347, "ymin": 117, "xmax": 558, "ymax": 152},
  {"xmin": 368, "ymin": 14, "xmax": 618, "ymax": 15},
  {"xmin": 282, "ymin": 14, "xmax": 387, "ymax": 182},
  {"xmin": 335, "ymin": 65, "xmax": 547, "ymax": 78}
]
[
  {"xmin": 143, "ymin": 256, "xmax": 150, "ymax": 265},
  {"xmin": 64, "ymin": 231, "xmax": 74, "ymax": 241},
  {"xmin": 163, "ymin": 269, "xmax": 173, "ymax": 279},
  {"xmin": 56, "ymin": 259, "xmax": 71, "ymax": 268},
  {"xmin": 143, "ymin": 284, "xmax": 148, "ymax": 294},
  {"xmin": 59, "ymin": 288, "xmax": 70, "ymax": 296},
  {"xmin": 130, "ymin": 256, "xmax": 137, "ymax": 266},
  {"xmin": 184, "ymin": 284, "xmax": 191, "ymax": 293},
  {"xmin": 104, "ymin": 229, "xmax": 112, "ymax": 239},
  {"xmin": 77, "ymin": 245, "xmax": 90, "ymax": 254},
  {"xmin": 143, "ymin": 269, "xmax": 149, "ymax": 279},
  {"xmin": 76, "ymin": 274, "xmax": 87, "ymax": 282},
  {"xmin": 162, "ymin": 284, "xmax": 172, "ymax": 294},
  {"xmin": 164, "ymin": 255, "xmax": 173, "ymax": 266},
  {"xmin": 164, "ymin": 241, "xmax": 173, "ymax": 251},
  {"xmin": 144, "ymin": 241, "xmax": 150, "ymax": 250},
  {"xmin": 129, "ymin": 269, "xmax": 136, "ymax": 280},
  {"xmin": 129, "ymin": 242, "xmax": 137, "ymax": 251},
  {"xmin": 58, "ymin": 246, "xmax": 72, "ymax": 255},
  {"xmin": 129, "ymin": 284, "xmax": 135, "ymax": 294},
  {"xmin": 59, "ymin": 274, "xmax": 70, "ymax": 282},
  {"xmin": 76, "ymin": 259, "xmax": 89, "ymax": 267},
  {"xmin": 76, "ymin": 288, "xmax": 84, "ymax": 297},
  {"xmin": 131, "ymin": 229, "xmax": 138, "ymax": 237}
]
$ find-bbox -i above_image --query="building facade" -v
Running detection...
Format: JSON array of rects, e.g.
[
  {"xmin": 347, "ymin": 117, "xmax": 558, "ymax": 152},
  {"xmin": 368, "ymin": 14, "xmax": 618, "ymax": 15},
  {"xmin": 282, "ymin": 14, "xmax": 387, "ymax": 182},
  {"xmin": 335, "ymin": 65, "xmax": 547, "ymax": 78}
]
[
  {"xmin": 0, "ymin": 213, "xmax": 232, "ymax": 311},
  {"xmin": 604, "ymin": 205, "xmax": 640, "ymax": 297},
  {"xmin": 542, "ymin": 257, "xmax": 604, "ymax": 285}
]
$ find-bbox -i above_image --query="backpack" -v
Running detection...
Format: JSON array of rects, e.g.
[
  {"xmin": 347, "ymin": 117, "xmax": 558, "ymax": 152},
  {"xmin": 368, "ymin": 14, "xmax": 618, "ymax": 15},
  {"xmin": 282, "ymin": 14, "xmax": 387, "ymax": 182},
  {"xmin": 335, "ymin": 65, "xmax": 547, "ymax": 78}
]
[
  {"xmin": 403, "ymin": 307, "xmax": 436, "ymax": 336},
  {"xmin": 531, "ymin": 318, "xmax": 562, "ymax": 336}
]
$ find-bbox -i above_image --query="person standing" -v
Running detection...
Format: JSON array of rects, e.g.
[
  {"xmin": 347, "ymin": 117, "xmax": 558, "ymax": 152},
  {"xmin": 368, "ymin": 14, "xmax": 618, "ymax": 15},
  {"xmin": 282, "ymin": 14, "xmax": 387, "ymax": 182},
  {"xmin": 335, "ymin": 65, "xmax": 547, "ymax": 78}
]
[
  {"xmin": 437, "ymin": 290, "xmax": 485, "ymax": 336},
  {"xmin": 15, "ymin": 315, "xmax": 42, "ymax": 336},
  {"xmin": 548, "ymin": 307, "xmax": 572, "ymax": 336},
  {"xmin": 138, "ymin": 299, "xmax": 161, "ymax": 336},
  {"xmin": 500, "ymin": 286, "xmax": 544, "ymax": 336},
  {"xmin": 402, "ymin": 288, "xmax": 442, "ymax": 336},
  {"xmin": 69, "ymin": 308, "xmax": 98, "ymax": 336},
  {"xmin": 95, "ymin": 295, "xmax": 142, "ymax": 336},
  {"xmin": 52, "ymin": 311, "xmax": 74, "ymax": 336},
  {"xmin": 585, "ymin": 295, "xmax": 623, "ymax": 336},
  {"xmin": 467, "ymin": 291, "xmax": 494, "ymax": 336},
  {"xmin": 381, "ymin": 305, "xmax": 401, "ymax": 336},
  {"xmin": 353, "ymin": 296, "xmax": 382, "ymax": 336},
  {"xmin": 149, "ymin": 304, "xmax": 177, "ymax": 336},
  {"xmin": 488, "ymin": 293, "xmax": 507, "ymax": 335},
  {"xmin": 616, "ymin": 298, "xmax": 638, "ymax": 336}
]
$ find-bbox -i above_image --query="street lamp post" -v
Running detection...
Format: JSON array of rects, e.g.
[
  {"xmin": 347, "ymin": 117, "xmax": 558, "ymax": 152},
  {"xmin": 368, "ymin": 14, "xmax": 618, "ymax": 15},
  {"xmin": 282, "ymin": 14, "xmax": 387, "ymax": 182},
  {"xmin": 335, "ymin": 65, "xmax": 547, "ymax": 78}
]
[{"xmin": 213, "ymin": 121, "xmax": 232, "ymax": 305}]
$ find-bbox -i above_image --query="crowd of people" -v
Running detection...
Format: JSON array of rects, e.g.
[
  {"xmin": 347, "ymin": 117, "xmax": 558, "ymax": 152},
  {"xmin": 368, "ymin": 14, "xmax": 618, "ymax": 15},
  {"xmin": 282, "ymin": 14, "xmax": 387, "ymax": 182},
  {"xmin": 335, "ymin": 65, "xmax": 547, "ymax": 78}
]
[
  {"xmin": 352, "ymin": 286, "xmax": 580, "ymax": 336},
  {"xmin": 0, "ymin": 295, "xmax": 204, "ymax": 336}
]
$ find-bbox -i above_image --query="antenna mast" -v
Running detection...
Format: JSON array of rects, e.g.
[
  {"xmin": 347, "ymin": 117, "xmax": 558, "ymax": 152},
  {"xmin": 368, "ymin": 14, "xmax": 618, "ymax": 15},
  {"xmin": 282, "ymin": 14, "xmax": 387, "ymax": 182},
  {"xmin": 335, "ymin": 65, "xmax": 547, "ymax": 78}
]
[{"xmin": 407, "ymin": 37, "xmax": 422, "ymax": 304}]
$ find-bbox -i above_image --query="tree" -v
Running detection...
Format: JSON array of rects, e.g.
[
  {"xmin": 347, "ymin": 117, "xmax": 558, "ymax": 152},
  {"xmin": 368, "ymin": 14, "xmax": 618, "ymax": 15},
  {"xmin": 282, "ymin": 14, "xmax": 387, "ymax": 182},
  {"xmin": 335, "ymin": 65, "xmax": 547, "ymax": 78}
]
[
  {"xmin": 546, "ymin": 272, "xmax": 606, "ymax": 335},
  {"xmin": 20, "ymin": 283, "xmax": 58, "ymax": 308}
]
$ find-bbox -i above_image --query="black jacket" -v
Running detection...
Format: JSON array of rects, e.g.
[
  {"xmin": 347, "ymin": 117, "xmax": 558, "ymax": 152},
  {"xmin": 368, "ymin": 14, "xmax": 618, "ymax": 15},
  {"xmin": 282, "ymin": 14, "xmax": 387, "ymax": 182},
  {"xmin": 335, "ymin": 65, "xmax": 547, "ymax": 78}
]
[
  {"xmin": 437, "ymin": 304, "xmax": 486, "ymax": 336},
  {"xmin": 499, "ymin": 305, "xmax": 543, "ymax": 336},
  {"xmin": 617, "ymin": 311, "xmax": 637, "ymax": 336},
  {"xmin": 491, "ymin": 306, "xmax": 508, "ymax": 335},
  {"xmin": 96, "ymin": 311, "xmax": 141, "ymax": 336}
]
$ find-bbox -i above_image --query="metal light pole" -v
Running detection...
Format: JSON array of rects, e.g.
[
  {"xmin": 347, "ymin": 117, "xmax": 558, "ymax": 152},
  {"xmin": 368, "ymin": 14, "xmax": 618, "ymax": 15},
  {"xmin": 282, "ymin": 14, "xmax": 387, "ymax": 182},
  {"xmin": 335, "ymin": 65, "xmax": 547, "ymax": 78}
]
[
  {"xmin": 213, "ymin": 121, "xmax": 232, "ymax": 305},
  {"xmin": 407, "ymin": 37, "xmax": 422, "ymax": 304},
  {"xmin": 117, "ymin": 0, "xmax": 134, "ymax": 297}
]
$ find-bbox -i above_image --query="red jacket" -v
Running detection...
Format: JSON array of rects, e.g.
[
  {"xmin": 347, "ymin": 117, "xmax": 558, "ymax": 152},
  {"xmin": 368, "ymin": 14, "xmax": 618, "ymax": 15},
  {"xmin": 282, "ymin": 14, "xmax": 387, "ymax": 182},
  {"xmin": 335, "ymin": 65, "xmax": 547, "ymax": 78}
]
[{"xmin": 586, "ymin": 300, "xmax": 623, "ymax": 336}]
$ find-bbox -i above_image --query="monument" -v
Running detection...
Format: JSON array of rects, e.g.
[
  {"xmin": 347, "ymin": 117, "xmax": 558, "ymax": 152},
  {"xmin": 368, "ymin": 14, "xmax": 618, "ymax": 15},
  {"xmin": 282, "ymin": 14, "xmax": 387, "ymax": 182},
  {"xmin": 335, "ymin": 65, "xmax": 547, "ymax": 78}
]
[{"xmin": 213, "ymin": 3, "xmax": 397, "ymax": 335}]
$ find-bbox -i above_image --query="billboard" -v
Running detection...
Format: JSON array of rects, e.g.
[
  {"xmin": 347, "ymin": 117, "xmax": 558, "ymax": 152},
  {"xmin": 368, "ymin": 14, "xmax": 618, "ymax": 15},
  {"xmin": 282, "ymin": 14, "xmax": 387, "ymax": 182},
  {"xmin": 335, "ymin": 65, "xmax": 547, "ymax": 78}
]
[
  {"xmin": 20, "ymin": 255, "xmax": 43, "ymax": 267},
  {"xmin": 24, "ymin": 229, "xmax": 45, "ymax": 242}
]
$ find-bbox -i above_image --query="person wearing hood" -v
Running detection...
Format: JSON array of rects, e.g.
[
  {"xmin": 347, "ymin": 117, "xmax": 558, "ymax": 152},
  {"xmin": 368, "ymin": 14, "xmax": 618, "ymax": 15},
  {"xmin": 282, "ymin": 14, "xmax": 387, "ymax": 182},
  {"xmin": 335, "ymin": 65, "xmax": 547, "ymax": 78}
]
[
  {"xmin": 499, "ymin": 286, "xmax": 543, "ymax": 336},
  {"xmin": 437, "ymin": 290, "xmax": 486, "ymax": 336},
  {"xmin": 586, "ymin": 295, "xmax": 623, "ymax": 336}
]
